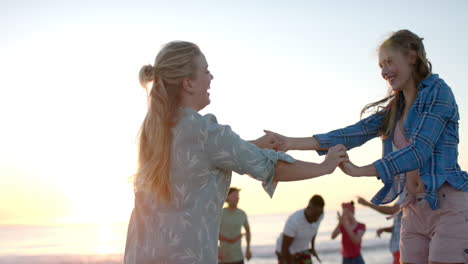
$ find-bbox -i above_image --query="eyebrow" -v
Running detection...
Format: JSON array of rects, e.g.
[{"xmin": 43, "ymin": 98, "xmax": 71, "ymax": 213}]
[
  {"xmin": 382, "ymin": 56, "xmax": 393, "ymax": 62},
  {"xmin": 379, "ymin": 56, "xmax": 393, "ymax": 65}
]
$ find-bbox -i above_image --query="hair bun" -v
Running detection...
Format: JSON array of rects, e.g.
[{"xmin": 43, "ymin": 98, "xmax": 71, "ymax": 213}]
[{"xmin": 139, "ymin": 64, "xmax": 156, "ymax": 88}]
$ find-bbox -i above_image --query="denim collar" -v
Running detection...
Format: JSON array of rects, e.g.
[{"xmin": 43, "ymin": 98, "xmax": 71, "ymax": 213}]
[{"xmin": 418, "ymin": 73, "xmax": 438, "ymax": 91}]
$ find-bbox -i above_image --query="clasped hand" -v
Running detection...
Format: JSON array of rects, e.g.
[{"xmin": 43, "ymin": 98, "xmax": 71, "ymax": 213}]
[{"xmin": 256, "ymin": 130, "xmax": 364, "ymax": 176}]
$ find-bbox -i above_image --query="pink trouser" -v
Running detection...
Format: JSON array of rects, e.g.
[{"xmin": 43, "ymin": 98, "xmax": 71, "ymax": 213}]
[{"xmin": 400, "ymin": 183, "xmax": 468, "ymax": 263}]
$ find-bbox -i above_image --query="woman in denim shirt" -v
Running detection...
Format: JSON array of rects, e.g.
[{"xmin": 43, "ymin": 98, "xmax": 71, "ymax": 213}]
[
  {"xmin": 266, "ymin": 30, "xmax": 468, "ymax": 264},
  {"xmin": 124, "ymin": 41, "xmax": 348, "ymax": 264}
]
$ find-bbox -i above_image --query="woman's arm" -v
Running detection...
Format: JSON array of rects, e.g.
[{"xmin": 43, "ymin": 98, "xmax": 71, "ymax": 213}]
[
  {"xmin": 205, "ymin": 118, "xmax": 346, "ymax": 197},
  {"xmin": 263, "ymin": 131, "xmax": 323, "ymax": 151},
  {"xmin": 357, "ymin": 196, "xmax": 400, "ymax": 215},
  {"xmin": 265, "ymin": 112, "xmax": 384, "ymax": 152},
  {"xmin": 249, "ymin": 133, "xmax": 282, "ymax": 149},
  {"xmin": 274, "ymin": 145, "xmax": 348, "ymax": 181},
  {"xmin": 339, "ymin": 160, "xmax": 378, "ymax": 178}
]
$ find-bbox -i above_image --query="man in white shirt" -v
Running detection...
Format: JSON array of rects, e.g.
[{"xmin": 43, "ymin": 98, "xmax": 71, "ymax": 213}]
[{"xmin": 275, "ymin": 195, "xmax": 324, "ymax": 264}]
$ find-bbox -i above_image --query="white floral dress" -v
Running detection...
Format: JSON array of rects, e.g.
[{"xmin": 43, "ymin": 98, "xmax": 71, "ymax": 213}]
[{"xmin": 124, "ymin": 108, "xmax": 295, "ymax": 264}]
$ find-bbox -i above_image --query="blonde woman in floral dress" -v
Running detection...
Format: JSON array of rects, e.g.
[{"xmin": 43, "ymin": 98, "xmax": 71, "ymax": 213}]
[{"xmin": 123, "ymin": 41, "xmax": 348, "ymax": 264}]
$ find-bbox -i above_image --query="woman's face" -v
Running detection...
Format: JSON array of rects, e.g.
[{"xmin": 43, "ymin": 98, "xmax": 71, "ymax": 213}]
[
  {"xmin": 189, "ymin": 54, "xmax": 214, "ymax": 111},
  {"xmin": 378, "ymin": 48, "xmax": 416, "ymax": 92}
]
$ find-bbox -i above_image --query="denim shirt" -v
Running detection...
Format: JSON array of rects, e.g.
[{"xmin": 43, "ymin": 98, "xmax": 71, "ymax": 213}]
[{"xmin": 314, "ymin": 74, "xmax": 468, "ymax": 210}]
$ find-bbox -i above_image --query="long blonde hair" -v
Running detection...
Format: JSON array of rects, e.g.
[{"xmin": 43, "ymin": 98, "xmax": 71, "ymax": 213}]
[
  {"xmin": 136, "ymin": 41, "xmax": 202, "ymax": 202},
  {"xmin": 361, "ymin": 29, "xmax": 432, "ymax": 138}
]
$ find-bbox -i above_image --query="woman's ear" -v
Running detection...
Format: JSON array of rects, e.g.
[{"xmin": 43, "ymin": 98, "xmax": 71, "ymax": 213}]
[
  {"xmin": 408, "ymin": 50, "xmax": 417, "ymax": 65},
  {"xmin": 182, "ymin": 78, "xmax": 194, "ymax": 93}
]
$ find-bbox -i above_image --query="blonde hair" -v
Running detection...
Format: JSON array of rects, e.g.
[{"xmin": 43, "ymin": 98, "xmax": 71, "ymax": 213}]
[
  {"xmin": 361, "ymin": 29, "xmax": 432, "ymax": 138},
  {"xmin": 136, "ymin": 41, "xmax": 202, "ymax": 202}
]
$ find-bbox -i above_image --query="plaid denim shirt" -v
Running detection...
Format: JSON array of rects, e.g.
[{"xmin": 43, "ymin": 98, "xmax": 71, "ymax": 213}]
[{"xmin": 314, "ymin": 74, "xmax": 468, "ymax": 210}]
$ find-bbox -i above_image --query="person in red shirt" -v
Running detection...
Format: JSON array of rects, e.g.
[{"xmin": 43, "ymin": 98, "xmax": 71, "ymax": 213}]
[{"xmin": 331, "ymin": 201, "xmax": 366, "ymax": 264}]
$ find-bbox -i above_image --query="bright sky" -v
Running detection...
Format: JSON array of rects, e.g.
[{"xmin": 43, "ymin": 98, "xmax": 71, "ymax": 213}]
[{"xmin": 1, "ymin": 0, "xmax": 467, "ymax": 225}]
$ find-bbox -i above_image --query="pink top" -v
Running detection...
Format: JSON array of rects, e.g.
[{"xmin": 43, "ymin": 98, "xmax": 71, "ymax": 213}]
[{"xmin": 393, "ymin": 122, "xmax": 411, "ymax": 149}]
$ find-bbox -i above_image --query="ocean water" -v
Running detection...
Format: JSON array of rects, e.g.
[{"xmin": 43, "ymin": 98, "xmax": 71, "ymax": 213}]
[{"xmin": 0, "ymin": 208, "xmax": 394, "ymax": 263}]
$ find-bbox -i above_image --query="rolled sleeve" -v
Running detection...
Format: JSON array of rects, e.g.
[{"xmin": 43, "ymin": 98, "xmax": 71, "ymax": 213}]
[
  {"xmin": 313, "ymin": 134, "xmax": 332, "ymax": 156},
  {"xmin": 373, "ymin": 159, "xmax": 392, "ymax": 183},
  {"xmin": 205, "ymin": 114, "xmax": 296, "ymax": 197}
]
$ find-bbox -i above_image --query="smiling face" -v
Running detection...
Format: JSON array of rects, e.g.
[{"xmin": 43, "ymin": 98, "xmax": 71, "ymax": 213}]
[
  {"xmin": 188, "ymin": 54, "xmax": 213, "ymax": 111},
  {"xmin": 378, "ymin": 47, "xmax": 416, "ymax": 93}
]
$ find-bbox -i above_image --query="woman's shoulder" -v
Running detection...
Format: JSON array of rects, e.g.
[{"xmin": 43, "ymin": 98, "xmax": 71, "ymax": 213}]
[
  {"xmin": 176, "ymin": 110, "xmax": 236, "ymax": 145},
  {"xmin": 178, "ymin": 108, "xmax": 219, "ymax": 130},
  {"xmin": 419, "ymin": 74, "xmax": 455, "ymax": 102}
]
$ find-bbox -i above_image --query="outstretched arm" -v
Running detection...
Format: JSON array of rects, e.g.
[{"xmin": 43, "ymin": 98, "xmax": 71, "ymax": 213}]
[
  {"xmin": 263, "ymin": 131, "xmax": 324, "ymax": 152},
  {"xmin": 339, "ymin": 159, "xmax": 378, "ymax": 178},
  {"xmin": 274, "ymin": 144, "xmax": 348, "ymax": 182},
  {"xmin": 264, "ymin": 112, "xmax": 383, "ymax": 152},
  {"xmin": 357, "ymin": 196, "xmax": 400, "ymax": 215}
]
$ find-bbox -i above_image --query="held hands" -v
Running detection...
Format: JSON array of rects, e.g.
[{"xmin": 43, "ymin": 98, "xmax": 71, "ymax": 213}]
[
  {"xmin": 338, "ymin": 155, "xmax": 378, "ymax": 178},
  {"xmin": 322, "ymin": 144, "xmax": 349, "ymax": 174},
  {"xmin": 252, "ymin": 133, "xmax": 282, "ymax": 150},
  {"xmin": 262, "ymin": 130, "xmax": 289, "ymax": 151},
  {"xmin": 338, "ymin": 159, "xmax": 361, "ymax": 177}
]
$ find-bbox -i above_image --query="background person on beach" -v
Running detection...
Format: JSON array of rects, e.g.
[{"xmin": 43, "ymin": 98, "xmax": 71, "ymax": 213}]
[
  {"xmin": 218, "ymin": 187, "xmax": 252, "ymax": 264},
  {"xmin": 357, "ymin": 195, "xmax": 404, "ymax": 264},
  {"xmin": 123, "ymin": 41, "xmax": 349, "ymax": 264},
  {"xmin": 331, "ymin": 201, "xmax": 366, "ymax": 264},
  {"xmin": 275, "ymin": 195, "xmax": 325, "ymax": 264},
  {"xmin": 264, "ymin": 29, "xmax": 468, "ymax": 264}
]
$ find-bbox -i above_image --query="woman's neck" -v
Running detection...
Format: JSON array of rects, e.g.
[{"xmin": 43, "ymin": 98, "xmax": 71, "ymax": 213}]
[{"xmin": 401, "ymin": 84, "xmax": 418, "ymax": 118}]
